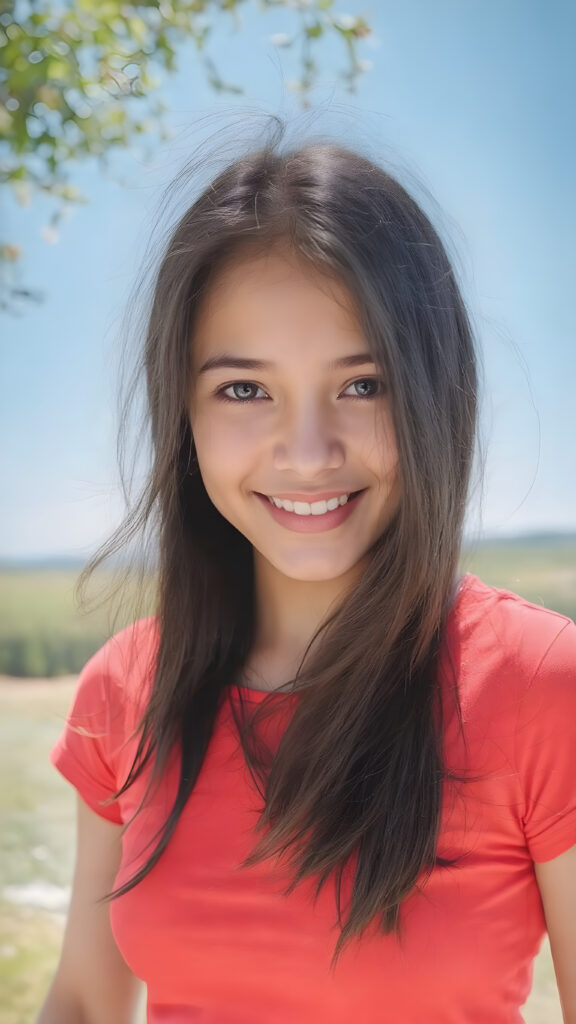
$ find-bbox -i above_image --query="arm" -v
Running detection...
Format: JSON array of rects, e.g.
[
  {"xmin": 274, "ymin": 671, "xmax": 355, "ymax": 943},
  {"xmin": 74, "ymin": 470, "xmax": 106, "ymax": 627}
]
[
  {"xmin": 36, "ymin": 793, "xmax": 144, "ymax": 1024},
  {"xmin": 534, "ymin": 842, "xmax": 576, "ymax": 1024}
]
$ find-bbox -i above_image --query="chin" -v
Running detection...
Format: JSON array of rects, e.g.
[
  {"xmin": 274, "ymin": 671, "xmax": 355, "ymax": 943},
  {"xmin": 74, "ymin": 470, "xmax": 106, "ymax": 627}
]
[{"xmin": 267, "ymin": 552, "xmax": 366, "ymax": 583}]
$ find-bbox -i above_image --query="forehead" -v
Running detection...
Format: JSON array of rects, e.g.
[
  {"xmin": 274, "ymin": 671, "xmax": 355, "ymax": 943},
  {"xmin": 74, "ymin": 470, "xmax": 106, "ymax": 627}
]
[{"xmin": 191, "ymin": 249, "xmax": 363, "ymax": 354}]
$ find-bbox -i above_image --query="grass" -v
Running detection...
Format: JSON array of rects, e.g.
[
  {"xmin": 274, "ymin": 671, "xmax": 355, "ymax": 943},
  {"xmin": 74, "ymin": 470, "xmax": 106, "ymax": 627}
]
[
  {"xmin": 0, "ymin": 567, "xmax": 156, "ymax": 676},
  {"xmin": 460, "ymin": 533, "xmax": 576, "ymax": 621},
  {"xmin": 0, "ymin": 904, "xmax": 67, "ymax": 1024},
  {"xmin": 0, "ymin": 679, "xmax": 148, "ymax": 1023},
  {"xmin": 0, "ymin": 680, "xmax": 77, "ymax": 889},
  {"xmin": 0, "ymin": 680, "xmax": 77, "ymax": 1022}
]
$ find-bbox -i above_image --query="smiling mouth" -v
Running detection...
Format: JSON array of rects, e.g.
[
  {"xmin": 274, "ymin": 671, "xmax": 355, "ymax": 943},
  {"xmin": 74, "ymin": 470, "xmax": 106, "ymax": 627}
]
[
  {"xmin": 255, "ymin": 490, "xmax": 365, "ymax": 502},
  {"xmin": 254, "ymin": 489, "xmax": 367, "ymax": 518}
]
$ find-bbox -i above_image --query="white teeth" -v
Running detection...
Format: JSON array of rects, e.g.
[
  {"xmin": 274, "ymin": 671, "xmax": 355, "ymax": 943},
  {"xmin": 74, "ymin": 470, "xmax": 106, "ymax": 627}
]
[{"xmin": 268, "ymin": 493, "xmax": 351, "ymax": 515}]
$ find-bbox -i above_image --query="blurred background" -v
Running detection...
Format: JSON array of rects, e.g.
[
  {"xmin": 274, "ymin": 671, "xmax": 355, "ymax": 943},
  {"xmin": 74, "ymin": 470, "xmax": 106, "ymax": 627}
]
[{"xmin": 1, "ymin": 0, "xmax": 574, "ymax": 1020}]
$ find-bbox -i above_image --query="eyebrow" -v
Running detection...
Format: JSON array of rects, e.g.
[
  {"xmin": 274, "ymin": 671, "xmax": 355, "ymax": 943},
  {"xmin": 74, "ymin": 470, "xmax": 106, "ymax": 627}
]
[{"xmin": 196, "ymin": 353, "xmax": 377, "ymax": 375}]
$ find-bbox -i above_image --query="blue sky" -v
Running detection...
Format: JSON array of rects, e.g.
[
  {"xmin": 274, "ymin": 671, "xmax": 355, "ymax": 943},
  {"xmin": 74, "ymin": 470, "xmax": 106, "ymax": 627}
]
[{"xmin": 2, "ymin": 0, "xmax": 575, "ymax": 559}]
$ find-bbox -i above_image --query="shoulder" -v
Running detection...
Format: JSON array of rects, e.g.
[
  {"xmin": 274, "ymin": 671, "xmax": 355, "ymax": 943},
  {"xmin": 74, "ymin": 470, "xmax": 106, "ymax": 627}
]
[
  {"xmin": 74, "ymin": 616, "xmax": 160, "ymax": 722},
  {"xmin": 50, "ymin": 617, "xmax": 160, "ymax": 822},
  {"xmin": 445, "ymin": 573, "xmax": 575, "ymax": 716},
  {"xmin": 99, "ymin": 615, "xmax": 160, "ymax": 684},
  {"xmin": 452, "ymin": 572, "xmax": 573, "ymax": 657},
  {"xmin": 441, "ymin": 577, "xmax": 576, "ymax": 861}
]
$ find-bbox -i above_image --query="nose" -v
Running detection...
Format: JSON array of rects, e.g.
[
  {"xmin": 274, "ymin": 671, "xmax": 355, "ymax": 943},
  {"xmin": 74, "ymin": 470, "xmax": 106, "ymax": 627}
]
[{"xmin": 272, "ymin": 399, "xmax": 345, "ymax": 476}]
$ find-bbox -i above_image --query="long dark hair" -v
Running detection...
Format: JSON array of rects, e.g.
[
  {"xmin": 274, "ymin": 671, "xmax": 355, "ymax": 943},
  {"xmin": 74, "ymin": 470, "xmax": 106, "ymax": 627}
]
[{"xmin": 78, "ymin": 118, "xmax": 479, "ymax": 970}]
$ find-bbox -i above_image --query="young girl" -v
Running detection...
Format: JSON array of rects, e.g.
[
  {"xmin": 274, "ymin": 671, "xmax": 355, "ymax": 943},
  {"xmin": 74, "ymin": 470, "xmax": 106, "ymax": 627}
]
[{"xmin": 38, "ymin": 134, "xmax": 576, "ymax": 1023}]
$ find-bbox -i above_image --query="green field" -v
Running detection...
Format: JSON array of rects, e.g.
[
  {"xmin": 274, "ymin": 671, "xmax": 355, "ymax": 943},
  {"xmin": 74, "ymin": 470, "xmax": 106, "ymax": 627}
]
[
  {"xmin": 0, "ymin": 565, "xmax": 156, "ymax": 676},
  {"xmin": 459, "ymin": 532, "xmax": 576, "ymax": 621},
  {"xmin": 0, "ymin": 678, "xmax": 148, "ymax": 1023},
  {"xmin": 0, "ymin": 536, "xmax": 574, "ymax": 1020}
]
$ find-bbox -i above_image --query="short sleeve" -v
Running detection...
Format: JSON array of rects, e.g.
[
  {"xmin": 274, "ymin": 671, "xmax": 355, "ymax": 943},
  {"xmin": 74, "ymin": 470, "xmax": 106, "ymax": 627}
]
[
  {"xmin": 515, "ymin": 618, "xmax": 576, "ymax": 862},
  {"xmin": 50, "ymin": 638, "xmax": 128, "ymax": 823}
]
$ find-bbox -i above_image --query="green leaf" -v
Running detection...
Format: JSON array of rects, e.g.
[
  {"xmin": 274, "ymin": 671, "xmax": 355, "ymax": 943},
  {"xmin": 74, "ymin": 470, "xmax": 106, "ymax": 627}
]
[
  {"xmin": 0, "ymin": 105, "xmax": 13, "ymax": 133},
  {"xmin": 3, "ymin": 0, "xmax": 373, "ymax": 300},
  {"xmin": 128, "ymin": 17, "xmax": 148, "ymax": 46},
  {"xmin": 45, "ymin": 58, "xmax": 68, "ymax": 81}
]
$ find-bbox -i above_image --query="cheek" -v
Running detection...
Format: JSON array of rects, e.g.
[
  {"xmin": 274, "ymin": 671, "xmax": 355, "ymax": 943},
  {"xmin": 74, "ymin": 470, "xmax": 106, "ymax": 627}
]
[
  {"xmin": 379, "ymin": 408, "xmax": 399, "ymax": 465},
  {"xmin": 358, "ymin": 410, "xmax": 399, "ymax": 476},
  {"xmin": 384, "ymin": 438, "xmax": 400, "ymax": 478},
  {"xmin": 192, "ymin": 414, "xmax": 257, "ymax": 486}
]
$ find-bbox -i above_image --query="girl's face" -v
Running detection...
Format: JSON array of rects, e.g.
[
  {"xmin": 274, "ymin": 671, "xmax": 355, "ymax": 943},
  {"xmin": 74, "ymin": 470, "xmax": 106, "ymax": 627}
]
[{"xmin": 188, "ymin": 248, "xmax": 400, "ymax": 583}]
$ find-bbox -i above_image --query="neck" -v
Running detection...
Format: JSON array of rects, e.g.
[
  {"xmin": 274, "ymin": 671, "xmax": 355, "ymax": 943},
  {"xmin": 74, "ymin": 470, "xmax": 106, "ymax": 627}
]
[{"xmin": 250, "ymin": 549, "xmax": 364, "ymax": 660}]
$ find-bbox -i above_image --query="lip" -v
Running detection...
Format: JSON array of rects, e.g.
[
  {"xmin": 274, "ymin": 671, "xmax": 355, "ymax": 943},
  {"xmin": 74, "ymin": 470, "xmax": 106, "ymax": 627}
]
[
  {"xmin": 255, "ymin": 490, "xmax": 363, "ymax": 502},
  {"xmin": 255, "ymin": 489, "xmax": 367, "ymax": 533}
]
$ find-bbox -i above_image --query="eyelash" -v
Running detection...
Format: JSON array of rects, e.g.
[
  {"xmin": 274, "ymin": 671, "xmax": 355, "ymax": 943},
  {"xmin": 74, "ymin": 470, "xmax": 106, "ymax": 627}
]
[{"xmin": 213, "ymin": 377, "xmax": 387, "ymax": 404}]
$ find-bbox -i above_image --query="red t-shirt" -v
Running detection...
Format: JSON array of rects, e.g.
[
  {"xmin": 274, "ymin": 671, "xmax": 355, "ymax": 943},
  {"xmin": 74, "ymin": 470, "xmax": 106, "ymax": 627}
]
[{"xmin": 50, "ymin": 573, "xmax": 576, "ymax": 1023}]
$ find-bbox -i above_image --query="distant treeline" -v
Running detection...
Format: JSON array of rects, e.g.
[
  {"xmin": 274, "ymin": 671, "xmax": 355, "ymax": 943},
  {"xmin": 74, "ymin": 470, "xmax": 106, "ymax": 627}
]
[
  {"xmin": 0, "ymin": 631, "xmax": 108, "ymax": 678},
  {"xmin": 1, "ymin": 535, "xmax": 575, "ymax": 678},
  {"xmin": 0, "ymin": 566, "xmax": 151, "ymax": 678}
]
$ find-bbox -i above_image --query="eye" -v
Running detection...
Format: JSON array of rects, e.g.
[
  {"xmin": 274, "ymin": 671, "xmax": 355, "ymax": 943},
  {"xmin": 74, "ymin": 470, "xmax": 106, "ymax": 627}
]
[
  {"xmin": 343, "ymin": 377, "xmax": 386, "ymax": 400},
  {"xmin": 213, "ymin": 377, "xmax": 386, "ymax": 404},
  {"xmin": 215, "ymin": 382, "xmax": 268, "ymax": 403}
]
